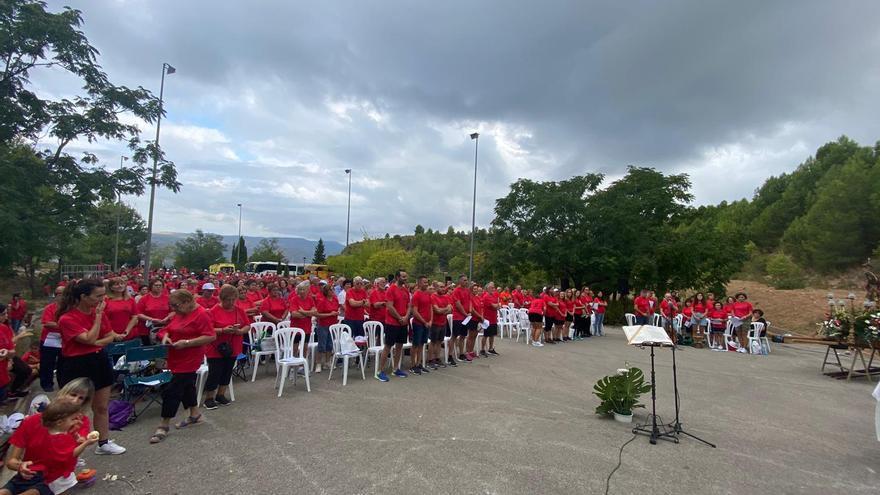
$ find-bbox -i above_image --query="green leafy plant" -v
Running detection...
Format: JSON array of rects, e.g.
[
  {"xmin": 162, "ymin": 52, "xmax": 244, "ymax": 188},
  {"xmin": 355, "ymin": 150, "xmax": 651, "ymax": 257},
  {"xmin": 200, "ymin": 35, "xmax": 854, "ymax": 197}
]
[{"xmin": 593, "ymin": 367, "xmax": 652, "ymax": 416}]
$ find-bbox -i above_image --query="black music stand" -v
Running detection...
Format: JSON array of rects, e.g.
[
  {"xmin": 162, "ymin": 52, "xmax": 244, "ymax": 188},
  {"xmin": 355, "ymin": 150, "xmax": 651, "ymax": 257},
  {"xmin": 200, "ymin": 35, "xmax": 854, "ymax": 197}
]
[{"xmin": 632, "ymin": 342, "xmax": 677, "ymax": 444}]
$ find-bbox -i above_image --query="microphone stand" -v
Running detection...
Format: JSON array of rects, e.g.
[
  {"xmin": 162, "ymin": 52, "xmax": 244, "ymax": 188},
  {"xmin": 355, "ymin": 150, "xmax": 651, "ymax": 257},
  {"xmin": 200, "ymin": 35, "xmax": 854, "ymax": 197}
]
[{"xmin": 666, "ymin": 333, "xmax": 716, "ymax": 448}]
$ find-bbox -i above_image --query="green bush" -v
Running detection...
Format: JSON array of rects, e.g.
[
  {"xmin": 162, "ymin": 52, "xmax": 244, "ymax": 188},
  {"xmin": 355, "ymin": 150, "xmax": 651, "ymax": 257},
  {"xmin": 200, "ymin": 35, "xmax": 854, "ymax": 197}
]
[
  {"xmin": 603, "ymin": 297, "xmax": 629, "ymax": 326},
  {"xmin": 766, "ymin": 253, "xmax": 806, "ymax": 289}
]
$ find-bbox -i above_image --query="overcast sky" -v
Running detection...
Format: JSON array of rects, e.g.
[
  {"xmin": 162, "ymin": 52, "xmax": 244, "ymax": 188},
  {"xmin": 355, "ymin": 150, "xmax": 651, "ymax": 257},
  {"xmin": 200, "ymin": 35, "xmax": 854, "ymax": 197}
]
[{"xmin": 36, "ymin": 0, "xmax": 880, "ymax": 243}]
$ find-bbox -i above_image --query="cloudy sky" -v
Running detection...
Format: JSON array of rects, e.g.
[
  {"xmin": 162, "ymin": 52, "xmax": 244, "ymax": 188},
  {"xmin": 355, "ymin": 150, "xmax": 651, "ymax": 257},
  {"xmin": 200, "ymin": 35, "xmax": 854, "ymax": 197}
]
[{"xmin": 36, "ymin": 0, "xmax": 880, "ymax": 244}]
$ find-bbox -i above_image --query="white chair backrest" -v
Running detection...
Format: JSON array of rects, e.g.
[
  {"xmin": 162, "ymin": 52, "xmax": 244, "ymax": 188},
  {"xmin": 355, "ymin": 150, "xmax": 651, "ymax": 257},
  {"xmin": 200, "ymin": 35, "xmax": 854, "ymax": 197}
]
[
  {"xmin": 748, "ymin": 321, "xmax": 765, "ymax": 338},
  {"xmin": 364, "ymin": 321, "xmax": 384, "ymax": 348},
  {"xmin": 275, "ymin": 327, "xmax": 305, "ymax": 360},
  {"xmin": 508, "ymin": 303, "xmax": 515, "ymax": 310},
  {"xmin": 277, "ymin": 320, "xmax": 291, "ymax": 331},
  {"xmin": 673, "ymin": 314, "xmax": 684, "ymax": 328},
  {"xmin": 652, "ymin": 314, "xmax": 662, "ymax": 326},
  {"xmin": 329, "ymin": 323, "xmax": 352, "ymax": 354},
  {"xmin": 624, "ymin": 313, "xmax": 636, "ymax": 326},
  {"xmin": 724, "ymin": 319, "xmax": 735, "ymax": 336},
  {"xmin": 249, "ymin": 321, "xmax": 276, "ymax": 342}
]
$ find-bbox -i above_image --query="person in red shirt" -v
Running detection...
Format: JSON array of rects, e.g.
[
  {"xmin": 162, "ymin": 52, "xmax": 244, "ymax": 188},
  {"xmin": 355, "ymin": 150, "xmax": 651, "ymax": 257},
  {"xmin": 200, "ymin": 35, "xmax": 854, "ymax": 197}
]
[
  {"xmin": 368, "ymin": 278, "xmax": 388, "ymax": 324},
  {"xmin": 0, "ymin": 304, "xmax": 16, "ymax": 402},
  {"xmin": 592, "ymin": 291, "xmax": 607, "ymax": 336},
  {"xmin": 196, "ymin": 283, "xmax": 220, "ymax": 309},
  {"xmin": 376, "ymin": 271, "xmax": 411, "ymax": 381},
  {"xmin": 245, "ymin": 280, "xmax": 263, "ymax": 306},
  {"xmin": 259, "ymin": 283, "xmax": 288, "ymax": 324},
  {"xmin": 136, "ymin": 279, "xmax": 173, "ymax": 346},
  {"xmin": 573, "ymin": 289, "xmax": 590, "ymax": 340},
  {"xmin": 410, "ymin": 276, "xmax": 433, "ymax": 374},
  {"xmin": 450, "ymin": 275, "xmax": 473, "ymax": 363},
  {"xmin": 151, "ymin": 290, "xmax": 215, "ymax": 443},
  {"xmin": 104, "ymin": 278, "xmax": 138, "ymax": 341},
  {"xmin": 659, "ymin": 293, "xmax": 680, "ymax": 343},
  {"xmin": 4, "ymin": 399, "xmax": 99, "ymax": 495},
  {"xmin": 707, "ymin": 301, "xmax": 728, "ymax": 350},
  {"xmin": 633, "ymin": 290, "xmax": 651, "ymax": 325},
  {"xmin": 343, "ymin": 277, "xmax": 368, "ymax": 338},
  {"xmin": 480, "ymin": 282, "xmax": 501, "ymax": 357},
  {"xmin": 429, "ymin": 282, "xmax": 453, "ymax": 367},
  {"xmin": 38, "ymin": 286, "xmax": 65, "ymax": 392},
  {"xmin": 235, "ymin": 285, "xmax": 259, "ymax": 318},
  {"xmin": 681, "ymin": 298, "xmax": 694, "ymax": 339},
  {"xmin": 527, "ymin": 289, "xmax": 546, "ymax": 346},
  {"xmin": 288, "ymin": 282, "xmax": 317, "ymax": 337},
  {"xmin": 203, "ymin": 285, "xmax": 250, "ymax": 410},
  {"xmin": 8, "ymin": 293, "xmax": 27, "ymax": 334},
  {"xmin": 314, "ymin": 283, "xmax": 340, "ymax": 374},
  {"xmin": 691, "ymin": 292, "xmax": 709, "ymax": 344},
  {"xmin": 543, "ymin": 288, "xmax": 563, "ymax": 344},
  {"xmin": 511, "ymin": 285, "xmax": 525, "ymax": 309},
  {"xmin": 732, "ymin": 292, "xmax": 754, "ymax": 350},
  {"xmin": 56, "ymin": 279, "xmax": 126, "ymax": 455}
]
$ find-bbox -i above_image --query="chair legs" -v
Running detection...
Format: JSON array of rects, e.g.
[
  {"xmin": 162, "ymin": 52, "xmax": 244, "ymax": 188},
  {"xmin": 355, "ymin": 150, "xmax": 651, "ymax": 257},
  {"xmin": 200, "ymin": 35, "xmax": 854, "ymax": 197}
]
[
  {"xmin": 251, "ymin": 354, "xmax": 260, "ymax": 382},
  {"xmin": 277, "ymin": 363, "xmax": 310, "ymax": 397}
]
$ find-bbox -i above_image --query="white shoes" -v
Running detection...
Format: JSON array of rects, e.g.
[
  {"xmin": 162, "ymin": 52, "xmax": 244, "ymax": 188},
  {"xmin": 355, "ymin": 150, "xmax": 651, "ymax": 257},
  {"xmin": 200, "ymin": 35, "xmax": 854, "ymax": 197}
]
[
  {"xmin": 532, "ymin": 341, "xmax": 544, "ymax": 347},
  {"xmin": 315, "ymin": 363, "xmax": 323, "ymax": 373},
  {"xmin": 94, "ymin": 440, "xmax": 126, "ymax": 455}
]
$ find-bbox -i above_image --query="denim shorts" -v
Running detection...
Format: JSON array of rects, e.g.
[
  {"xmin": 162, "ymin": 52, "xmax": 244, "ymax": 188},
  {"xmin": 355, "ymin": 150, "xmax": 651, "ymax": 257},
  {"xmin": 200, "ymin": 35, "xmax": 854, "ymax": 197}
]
[
  {"xmin": 412, "ymin": 323, "xmax": 429, "ymax": 346},
  {"xmin": 315, "ymin": 326, "xmax": 333, "ymax": 353}
]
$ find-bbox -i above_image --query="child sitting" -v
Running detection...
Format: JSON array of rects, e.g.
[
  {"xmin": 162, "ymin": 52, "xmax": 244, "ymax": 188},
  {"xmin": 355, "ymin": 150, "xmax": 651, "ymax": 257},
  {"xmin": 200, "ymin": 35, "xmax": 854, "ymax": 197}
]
[
  {"xmin": 2, "ymin": 398, "xmax": 98, "ymax": 495},
  {"xmin": 22, "ymin": 343, "xmax": 39, "ymax": 374}
]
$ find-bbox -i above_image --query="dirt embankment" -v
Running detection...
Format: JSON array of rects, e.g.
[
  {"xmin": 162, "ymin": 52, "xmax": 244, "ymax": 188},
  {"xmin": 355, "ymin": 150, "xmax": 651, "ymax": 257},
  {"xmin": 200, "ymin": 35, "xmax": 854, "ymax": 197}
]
[{"xmin": 725, "ymin": 279, "xmax": 864, "ymax": 336}]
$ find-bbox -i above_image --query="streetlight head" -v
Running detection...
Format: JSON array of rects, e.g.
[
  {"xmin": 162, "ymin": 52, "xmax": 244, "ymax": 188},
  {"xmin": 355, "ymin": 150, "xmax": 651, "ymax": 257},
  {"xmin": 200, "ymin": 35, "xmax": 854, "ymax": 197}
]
[
  {"xmin": 165, "ymin": 64, "xmax": 176, "ymax": 75},
  {"xmin": 237, "ymin": 203, "xmax": 242, "ymax": 207},
  {"xmin": 470, "ymin": 132, "xmax": 479, "ymax": 140},
  {"xmin": 345, "ymin": 169, "xmax": 351, "ymax": 174}
]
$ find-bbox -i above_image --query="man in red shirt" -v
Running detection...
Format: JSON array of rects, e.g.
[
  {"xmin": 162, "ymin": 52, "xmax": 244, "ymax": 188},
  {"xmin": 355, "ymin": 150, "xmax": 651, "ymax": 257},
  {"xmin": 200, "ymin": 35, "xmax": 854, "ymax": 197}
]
[
  {"xmin": 542, "ymin": 288, "xmax": 562, "ymax": 344},
  {"xmin": 480, "ymin": 282, "xmax": 501, "ymax": 357},
  {"xmin": 410, "ymin": 275, "xmax": 433, "ymax": 375},
  {"xmin": 732, "ymin": 292, "xmax": 754, "ymax": 349},
  {"xmin": 376, "ymin": 271, "xmax": 411, "ymax": 382},
  {"xmin": 343, "ymin": 276, "xmax": 368, "ymax": 338},
  {"xmin": 429, "ymin": 282, "xmax": 453, "ymax": 368},
  {"xmin": 451, "ymin": 275, "xmax": 473, "ymax": 363},
  {"xmin": 633, "ymin": 290, "xmax": 651, "ymax": 325},
  {"xmin": 659, "ymin": 293, "xmax": 679, "ymax": 342},
  {"xmin": 512, "ymin": 285, "xmax": 525, "ymax": 308}
]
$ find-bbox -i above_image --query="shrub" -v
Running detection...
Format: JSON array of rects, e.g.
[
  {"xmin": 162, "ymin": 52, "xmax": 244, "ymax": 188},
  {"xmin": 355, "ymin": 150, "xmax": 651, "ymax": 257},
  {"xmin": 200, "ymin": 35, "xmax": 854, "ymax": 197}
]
[{"xmin": 766, "ymin": 253, "xmax": 806, "ymax": 289}]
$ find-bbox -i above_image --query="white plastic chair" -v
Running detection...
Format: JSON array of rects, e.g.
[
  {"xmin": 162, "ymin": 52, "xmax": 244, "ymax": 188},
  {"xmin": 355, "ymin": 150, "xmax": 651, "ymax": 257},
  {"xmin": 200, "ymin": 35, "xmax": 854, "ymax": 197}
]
[
  {"xmin": 274, "ymin": 327, "xmax": 310, "ymax": 397},
  {"xmin": 364, "ymin": 321, "xmax": 385, "ymax": 376},
  {"xmin": 390, "ymin": 322, "xmax": 413, "ymax": 371},
  {"xmin": 651, "ymin": 314, "xmax": 662, "ymax": 327},
  {"xmin": 762, "ymin": 321, "xmax": 772, "ymax": 354},
  {"xmin": 722, "ymin": 319, "xmax": 738, "ymax": 351},
  {"xmin": 306, "ymin": 330, "xmax": 319, "ymax": 372},
  {"xmin": 515, "ymin": 309, "xmax": 530, "ymax": 344},
  {"xmin": 673, "ymin": 314, "xmax": 684, "ymax": 336},
  {"xmin": 443, "ymin": 313, "xmax": 454, "ymax": 363},
  {"xmin": 624, "ymin": 313, "xmax": 636, "ymax": 326},
  {"xmin": 195, "ymin": 357, "xmax": 236, "ymax": 406},
  {"xmin": 328, "ymin": 324, "xmax": 365, "ymax": 385},
  {"xmin": 277, "ymin": 320, "xmax": 291, "ymax": 331},
  {"xmin": 248, "ymin": 322, "xmax": 277, "ymax": 382},
  {"xmin": 747, "ymin": 322, "xmax": 770, "ymax": 355}
]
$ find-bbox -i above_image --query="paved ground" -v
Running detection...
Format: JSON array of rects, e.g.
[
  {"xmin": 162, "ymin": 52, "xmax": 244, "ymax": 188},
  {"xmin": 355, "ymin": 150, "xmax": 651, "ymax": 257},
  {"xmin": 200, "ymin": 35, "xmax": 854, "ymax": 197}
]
[{"xmin": 81, "ymin": 328, "xmax": 879, "ymax": 495}]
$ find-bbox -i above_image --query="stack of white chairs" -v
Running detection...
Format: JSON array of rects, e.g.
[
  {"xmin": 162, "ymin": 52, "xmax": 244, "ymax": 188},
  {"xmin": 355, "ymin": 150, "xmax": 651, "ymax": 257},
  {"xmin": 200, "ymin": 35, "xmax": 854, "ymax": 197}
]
[
  {"xmin": 516, "ymin": 309, "xmax": 531, "ymax": 344},
  {"xmin": 274, "ymin": 327, "xmax": 310, "ymax": 396},
  {"xmin": 328, "ymin": 323, "xmax": 365, "ymax": 386},
  {"xmin": 443, "ymin": 314, "xmax": 454, "ymax": 363},
  {"xmin": 248, "ymin": 321, "xmax": 277, "ymax": 382},
  {"xmin": 497, "ymin": 308, "xmax": 510, "ymax": 339}
]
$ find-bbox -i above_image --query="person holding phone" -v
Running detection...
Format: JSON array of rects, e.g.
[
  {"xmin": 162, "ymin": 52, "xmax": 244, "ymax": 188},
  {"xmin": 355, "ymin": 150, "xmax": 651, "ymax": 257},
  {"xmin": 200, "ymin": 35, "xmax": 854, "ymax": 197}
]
[{"xmin": 203, "ymin": 285, "xmax": 250, "ymax": 410}]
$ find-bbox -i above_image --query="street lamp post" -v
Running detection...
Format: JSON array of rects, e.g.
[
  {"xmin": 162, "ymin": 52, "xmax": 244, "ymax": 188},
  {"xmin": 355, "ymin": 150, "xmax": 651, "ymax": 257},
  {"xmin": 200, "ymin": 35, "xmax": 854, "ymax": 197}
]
[
  {"xmin": 236, "ymin": 203, "xmax": 243, "ymax": 268},
  {"xmin": 114, "ymin": 155, "xmax": 129, "ymax": 272},
  {"xmin": 345, "ymin": 169, "xmax": 352, "ymax": 247},
  {"xmin": 142, "ymin": 62, "xmax": 175, "ymax": 277},
  {"xmin": 468, "ymin": 132, "xmax": 479, "ymax": 281}
]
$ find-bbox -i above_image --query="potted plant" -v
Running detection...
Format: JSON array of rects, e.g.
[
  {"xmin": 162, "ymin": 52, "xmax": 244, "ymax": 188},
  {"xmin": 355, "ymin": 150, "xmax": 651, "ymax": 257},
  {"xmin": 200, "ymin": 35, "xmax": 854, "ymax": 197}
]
[{"xmin": 593, "ymin": 367, "xmax": 652, "ymax": 423}]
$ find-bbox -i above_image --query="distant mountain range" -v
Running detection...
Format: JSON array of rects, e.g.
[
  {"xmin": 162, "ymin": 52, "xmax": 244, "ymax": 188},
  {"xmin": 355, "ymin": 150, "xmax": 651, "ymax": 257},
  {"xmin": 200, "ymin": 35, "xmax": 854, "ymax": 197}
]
[{"xmin": 151, "ymin": 232, "xmax": 343, "ymax": 264}]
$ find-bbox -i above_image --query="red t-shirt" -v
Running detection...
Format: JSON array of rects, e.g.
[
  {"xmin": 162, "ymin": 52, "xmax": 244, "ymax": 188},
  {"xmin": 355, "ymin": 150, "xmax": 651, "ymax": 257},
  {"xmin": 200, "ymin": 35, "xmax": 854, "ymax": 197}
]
[
  {"xmin": 368, "ymin": 288, "xmax": 387, "ymax": 323},
  {"xmin": 344, "ymin": 288, "xmax": 367, "ymax": 321},
  {"xmin": 482, "ymin": 291, "xmax": 499, "ymax": 325},
  {"xmin": 316, "ymin": 294, "xmax": 339, "ymax": 327},
  {"xmin": 288, "ymin": 294, "xmax": 315, "ymax": 334},
  {"xmin": 411, "ymin": 290, "xmax": 433, "ymax": 326},
  {"xmin": 707, "ymin": 308, "xmax": 727, "ymax": 328},
  {"xmin": 528, "ymin": 297, "xmax": 545, "ymax": 315},
  {"xmin": 431, "ymin": 293, "xmax": 452, "ymax": 327},
  {"xmin": 9, "ymin": 414, "xmax": 78, "ymax": 483},
  {"xmin": 246, "ymin": 291, "xmax": 263, "ymax": 305},
  {"xmin": 594, "ymin": 298, "xmax": 606, "ymax": 314},
  {"xmin": 40, "ymin": 302, "xmax": 59, "ymax": 343},
  {"xmin": 693, "ymin": 301, "xmax": 708, "ymax": 315},
  {"xmin": 543, "ymin": 294, "xmax": 562, "ymax": 319},
  {"xmin": 136, "ymin": 292, "xmax": 171, "ymax": 337},
  {"xmin": 260, "ymin": 297, "xmax": 287, "ymax": 320},
  {"xmin": 104, "ymin": 298, "xmax": 137, "ymax": 336},
  {"xmin": 384, "ymin": 284, "xmax": 410, "ymax": 326},
  {"xmin": 732, "ymin": 301, "xmax": 753, "ymax": 318},
  {"xmin": 157, "ymin": 306, "xmax": 214, "ymax": 373},
  {"xmin": 57, "ymin": 309, "xmax": 112, "ymax": 358},
  {"xmin": 451, "ymin": 287, "xmax": 472, "ymax": 321},
  {"xmin": 196, "ymin": 295, "xmax": 220, "ymax": 309},
  {"xmin": 512, "ymin": 290, "xmax": 525, "ymax": 308},
  {"xmin": 0, "ymin": 324, "xmax": 14, "ymax": 387},
  {"xmin": 682, "ymin": 306, "xmax": 693, "ymax": 318},
  {"xmin": 207, "ymin": 304, "xmax": 250, "ymax": 358},
  {"xmin": 722, "ymin": 303, "xmax": 734, "ymax": 315},
  {"xmin": 660, "ymin": 299, "xmax": 678, "ymax": 318},
  {"xmin": 235, "ymin": 297, "xmax": 257, "ymax": 316},
  {"xmin": 9, "ymin": 299, "xmax": 27, "ymax": 320},
  {"xmin": 633, "ymin": 296, "xmax": 650, "ymax": 316}
]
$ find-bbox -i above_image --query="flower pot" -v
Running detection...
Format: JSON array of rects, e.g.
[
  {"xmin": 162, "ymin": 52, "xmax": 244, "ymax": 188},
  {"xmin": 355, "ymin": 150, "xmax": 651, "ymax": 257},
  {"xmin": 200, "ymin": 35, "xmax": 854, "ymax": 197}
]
[{"xmin": 613, "ymin": 412, "xmax": 633, "ymax": 423}]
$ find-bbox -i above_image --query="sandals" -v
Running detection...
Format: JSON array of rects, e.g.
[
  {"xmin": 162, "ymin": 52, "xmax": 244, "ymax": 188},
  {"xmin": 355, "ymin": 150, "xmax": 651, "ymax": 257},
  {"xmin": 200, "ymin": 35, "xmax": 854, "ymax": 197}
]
[
  {"xmin": 149, "ymin": 426, "xmax": 169, "ymax": 444},
  {"xmin": 174, "ymin": 414, "xmax": 204, "ymax": 429}
]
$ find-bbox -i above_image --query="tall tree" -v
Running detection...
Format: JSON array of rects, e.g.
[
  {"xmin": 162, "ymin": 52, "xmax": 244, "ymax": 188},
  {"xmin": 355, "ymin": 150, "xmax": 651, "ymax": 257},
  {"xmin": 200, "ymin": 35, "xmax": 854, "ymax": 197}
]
[
  {"xmin": 250, "ymin": 238, "xmax": 287, "ymax": 263},
  {"xmin": 230, "ymin": 236, "xmax": 248, "ymax": 269},
  {"xmin": 312, "ymin": 238, "xmax": 326, "ymax": 264},
  {"xmin": 174, "ymin": 230, "xmax": 226, "ymax": 271}
]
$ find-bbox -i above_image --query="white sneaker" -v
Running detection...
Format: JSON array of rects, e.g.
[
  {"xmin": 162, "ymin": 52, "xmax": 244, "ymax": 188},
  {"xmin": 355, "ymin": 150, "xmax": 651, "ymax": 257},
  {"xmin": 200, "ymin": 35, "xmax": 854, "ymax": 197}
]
[
  {"xmin": 94, "ymin": 440, "xmax": 126, "ymax": 455},
  {"xmin": 315, "ymin": 363, "xmax": 322, "ymax": 373},
  {"xmin": 76, "ymin": 457, "xmax": 86, "ymax": 468},
  {"xmin": 532, "ymin": 342, "xmax": 544, "ymax": 347},
  {"xmin": 737, "ymin": 348, "xmax": 747, "ymax": 353}
]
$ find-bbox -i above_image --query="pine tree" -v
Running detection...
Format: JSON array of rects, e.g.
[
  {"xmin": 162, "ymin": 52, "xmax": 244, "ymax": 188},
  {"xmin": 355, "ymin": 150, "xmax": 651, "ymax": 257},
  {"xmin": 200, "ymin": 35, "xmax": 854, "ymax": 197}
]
[
  {"xmin": 231, "ymin": 236, "xmax": 247, "ymax": 269},
  {"xmin": 312, "ymin": 238, "xmax": 327, "ymax": 264}
]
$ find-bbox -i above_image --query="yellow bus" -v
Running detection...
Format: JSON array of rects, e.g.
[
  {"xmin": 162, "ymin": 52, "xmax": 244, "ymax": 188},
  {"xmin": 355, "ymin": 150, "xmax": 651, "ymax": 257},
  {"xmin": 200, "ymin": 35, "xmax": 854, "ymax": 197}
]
[{"xmin": 209, "ymin": 263, "xmax": 236, "ymax": 275}]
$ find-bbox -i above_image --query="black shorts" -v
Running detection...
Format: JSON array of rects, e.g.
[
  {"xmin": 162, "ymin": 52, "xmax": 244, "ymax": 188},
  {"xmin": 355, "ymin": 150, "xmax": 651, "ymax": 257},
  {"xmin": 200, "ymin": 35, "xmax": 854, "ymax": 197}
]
[
  {"xmin": 528, "ymin": 313, "xmax": 543, "ymax": 323},
  {"xmin": 429, "ymin": 325, "xmax": 447, "ymax": 342},
  {"xmin": 3, "ymin": 472, "xmax": 52, "ymax": 495},
  {"xmin": 484, "ymin": 324, "xmax": 498, "ymax": 337},
  {"xmin": 342, "ymin": 319, "xmax": 365, "ymax": 338},
  {"xmin": 384, "ymin": 324, "xmax": 407, "ymax": 346},
  {"xmin": 59, "ymin": 349, "xmax": 114, "ymax": 390},
  {"xmin": 452, "ymin": 320, "xmax": 469, "ymax": 337},
  {"xmin": 565, "ymin": 315, "xmax": 573, "ymax": 322}
]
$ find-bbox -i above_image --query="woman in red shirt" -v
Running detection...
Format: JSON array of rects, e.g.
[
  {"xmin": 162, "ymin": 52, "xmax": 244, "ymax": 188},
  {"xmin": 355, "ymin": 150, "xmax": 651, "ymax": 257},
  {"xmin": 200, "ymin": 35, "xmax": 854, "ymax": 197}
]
[
  {"xmin": 235, "ymin": 285, "xmax": 259, "ymax": 318},
  {"xmin": 8, "ymin": 293, "xmax": 27, "ymax": 333},
  {"xmin": 136, "ymin": 279, "xmax": 172, "ymax": 346},
  {"xmin": 203, "ymin": 285, "xmax": 250, "ymax": 410},
  {"xmin": 314, "ymin": 283, "xmax": 340, "ymax": 373},
  {"xmin": 259, "ymin": 284, "xmax": 288, "ymax": 324},
  {"xmin": 288, "ymin": 282, "xmax": 317, "ymax": 337},
  {"xmin": 707, "ymin": 301, "xmax": 728, "ymax": 350},
  {"xmin": 527, "ymin": 291, "xmax": 545, "ymax": 347},
  {"xmin": 56, "ymin": 279, "xmax": 126, "ymax": 455},
  {"xmin": 592, "ymin": 291, "xmax": 607, "ymax": 336},
  {"xmin": 151, "ymin": 290, "xmax": 215, "ymax": 444},
  {"xmin": 732, "ymin": 292, "xmax": 754, "ymax": 350},
  {"xmin": 691, "ymin": 292, "xmax": 709, "ymax": 342},
  {"xmin": 104, "ymin": 278, "xmax": 138, "ymax": 341},
  {"xmin": 681, "ymin": 298, "xmax": 695, "ymax": 340}
]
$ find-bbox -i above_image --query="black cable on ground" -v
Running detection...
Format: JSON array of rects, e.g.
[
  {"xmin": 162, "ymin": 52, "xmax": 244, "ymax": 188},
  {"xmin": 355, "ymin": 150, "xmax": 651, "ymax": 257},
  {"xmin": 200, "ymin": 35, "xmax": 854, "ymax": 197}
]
[{"xmin": 605, "ymin": 433, "xmax": 637, "ymax": 495}]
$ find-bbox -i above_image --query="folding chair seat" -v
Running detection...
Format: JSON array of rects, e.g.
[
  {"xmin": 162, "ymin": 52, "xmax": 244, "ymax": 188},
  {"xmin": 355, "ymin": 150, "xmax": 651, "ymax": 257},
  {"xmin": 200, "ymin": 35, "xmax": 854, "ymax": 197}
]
[{"xmin": 121, "ymin": 345, "xmax": 171, "ymax": 421}]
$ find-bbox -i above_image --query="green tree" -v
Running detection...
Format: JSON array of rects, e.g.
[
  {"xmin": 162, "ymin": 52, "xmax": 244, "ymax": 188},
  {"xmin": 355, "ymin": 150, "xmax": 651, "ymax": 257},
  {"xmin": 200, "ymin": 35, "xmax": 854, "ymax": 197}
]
[
  {"xmin": 70, "ymin": 200, "xmax": 147, "ymax": 267},
  {"xmin": 230, "ymin": 236, "xmax": 248, "ymax": 269},
  {"xmin": 250, "ymin": 238, "xmax": 287, "ymax": 263},
  {"xmin": 174, "ymin": 230, "xmax": 226, "ymax": 271},
  {"xmin": 766, "ymin": 253, "xmax": 806, "ymax": 289},
  {"xmin": 365, "ymin": 249, "xmax": 413, "ymax": 278},
  {"xmin": 412, "ymin": 248, "xmax": 439, "ymax": 277},
  {"xmin": 150, "ymin": 244, "xmax": 176, "ymax": 269},
  {"xmin": 312, "ymin": 238, "xmax": 326, "ymax": 264}
]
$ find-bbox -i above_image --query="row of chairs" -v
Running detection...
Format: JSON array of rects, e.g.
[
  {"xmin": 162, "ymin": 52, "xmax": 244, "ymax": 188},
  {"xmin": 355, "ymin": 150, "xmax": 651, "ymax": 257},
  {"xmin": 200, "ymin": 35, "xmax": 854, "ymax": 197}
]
[{"xmin": 623, "ymin": 313, "xmax": 771, "ymax": 354}]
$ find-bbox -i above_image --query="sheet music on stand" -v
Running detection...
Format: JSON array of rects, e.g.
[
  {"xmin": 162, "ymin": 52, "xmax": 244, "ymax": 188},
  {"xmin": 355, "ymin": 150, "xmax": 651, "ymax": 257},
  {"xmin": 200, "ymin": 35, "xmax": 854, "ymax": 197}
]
[{"xmin": 623, "ymin": 325, "xmax": 673, "ymax": 347}]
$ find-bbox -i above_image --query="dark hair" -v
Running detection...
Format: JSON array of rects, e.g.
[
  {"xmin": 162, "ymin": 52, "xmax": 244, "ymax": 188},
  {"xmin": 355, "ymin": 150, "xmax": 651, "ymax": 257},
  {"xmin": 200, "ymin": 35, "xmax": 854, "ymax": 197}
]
[
  {"xmin": 752, "ymin": 309, "xmax": 764, "ymax": 317},
  {"xmin": 41, "ymin": 398, "xmax": 82, "ymax": 428},
  {"xmin": 0, "ymin": 303, "xmax": 5, "ymax": 313},
  {"xmin": 57, "ymin": 278, "xmax": 104, "ymax": 318}
]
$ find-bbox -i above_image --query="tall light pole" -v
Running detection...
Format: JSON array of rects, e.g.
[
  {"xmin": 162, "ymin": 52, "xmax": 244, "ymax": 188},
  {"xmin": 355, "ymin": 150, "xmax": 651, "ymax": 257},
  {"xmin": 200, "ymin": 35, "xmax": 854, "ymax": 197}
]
[
  {"xmin": 142, "ymin": 62, "xmax": 175, "ymax": 277},
  {"xmin": 236, "ymin": 203, "xmax": 243, "ymax": 268},
  {"xmin": 469, "ymin": 132, "xmax": 479, "ymax": 281},
  {"xmin": 344, "ymin": 169, "xmax": 352, "ymax": 247},
  {"xmin": 114, "ymin": 155, "xmax": 129, "ymax": 272}
]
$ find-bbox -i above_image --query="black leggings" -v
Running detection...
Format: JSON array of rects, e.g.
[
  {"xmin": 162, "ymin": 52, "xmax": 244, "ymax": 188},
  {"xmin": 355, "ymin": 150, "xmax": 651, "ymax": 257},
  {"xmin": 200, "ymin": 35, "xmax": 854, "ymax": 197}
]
[
  {"xmin": 9, "ymin": 357, "xmax": 32, "ymax": 392},
  {"xmin": 205, "ymin": 357, "xmax": 235, "ymax": 392},
  {"xmin": 161, "ymin": 373, "xmax": 197, "ymax": 419}
]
